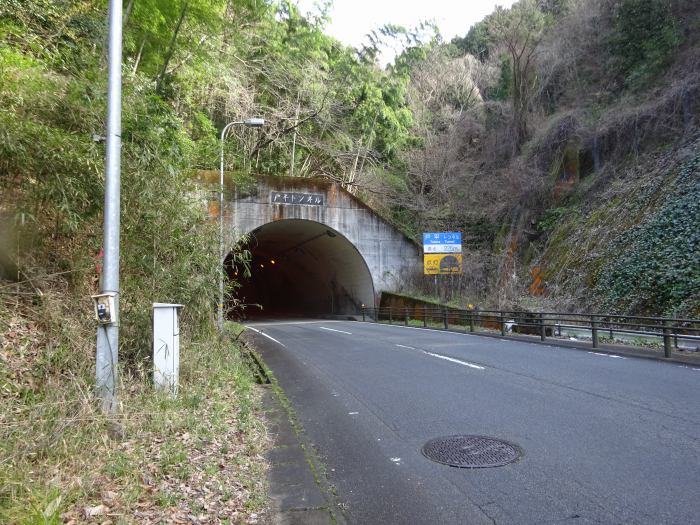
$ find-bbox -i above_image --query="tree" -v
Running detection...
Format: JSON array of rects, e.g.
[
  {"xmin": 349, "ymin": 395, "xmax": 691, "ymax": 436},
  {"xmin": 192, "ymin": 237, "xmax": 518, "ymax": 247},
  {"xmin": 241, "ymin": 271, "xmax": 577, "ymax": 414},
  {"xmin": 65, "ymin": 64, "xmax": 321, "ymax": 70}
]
[
  {"xmin": 451, "ymin": 17, "xmax": 492, "ymax": 62},
  {"xmin": 488, "ymin": 0, "xmax": 548, "ymax": 151}
]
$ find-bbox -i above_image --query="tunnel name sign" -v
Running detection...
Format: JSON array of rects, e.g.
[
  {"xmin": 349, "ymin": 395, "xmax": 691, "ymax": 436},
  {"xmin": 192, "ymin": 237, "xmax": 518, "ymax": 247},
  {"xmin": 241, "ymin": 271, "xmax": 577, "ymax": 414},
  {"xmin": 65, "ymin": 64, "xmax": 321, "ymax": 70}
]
[
  {"xmin": 423, "ymin": 232, "xmax": 462, "ymax": 275},
  {"xmin": 271, "ymin": 191, "xmax": 325, "ymax": 206}
]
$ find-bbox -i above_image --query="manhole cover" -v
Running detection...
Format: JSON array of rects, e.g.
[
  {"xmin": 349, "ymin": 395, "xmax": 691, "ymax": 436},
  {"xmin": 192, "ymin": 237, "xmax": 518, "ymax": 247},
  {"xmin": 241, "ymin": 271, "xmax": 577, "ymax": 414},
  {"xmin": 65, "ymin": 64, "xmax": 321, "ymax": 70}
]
[{"xmin": 421, "ymin": 435, "xmax": 522, "ymax": 468}]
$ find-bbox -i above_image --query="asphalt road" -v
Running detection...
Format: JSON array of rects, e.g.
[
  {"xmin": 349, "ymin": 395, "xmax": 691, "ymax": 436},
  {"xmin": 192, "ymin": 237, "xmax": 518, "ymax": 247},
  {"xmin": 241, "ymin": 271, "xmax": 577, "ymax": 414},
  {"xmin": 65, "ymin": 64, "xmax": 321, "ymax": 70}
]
[{"xmin": 246, "ymin": 319, "xmax": 700, "ymax": 525}]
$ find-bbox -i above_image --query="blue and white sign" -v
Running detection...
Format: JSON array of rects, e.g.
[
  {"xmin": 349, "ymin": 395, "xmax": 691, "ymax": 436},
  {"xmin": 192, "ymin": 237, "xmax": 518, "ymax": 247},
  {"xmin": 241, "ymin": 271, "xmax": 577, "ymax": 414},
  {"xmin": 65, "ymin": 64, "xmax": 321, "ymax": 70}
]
[{"xmin": 423, "ymin": 232, "xmax": 462, "ymax": 253}]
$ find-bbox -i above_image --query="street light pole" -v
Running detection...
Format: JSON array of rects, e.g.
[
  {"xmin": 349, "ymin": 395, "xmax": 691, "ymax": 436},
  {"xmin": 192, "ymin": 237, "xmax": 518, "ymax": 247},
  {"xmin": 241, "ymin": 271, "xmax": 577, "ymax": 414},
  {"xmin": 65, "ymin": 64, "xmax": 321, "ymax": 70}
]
[
  {"xmin": 96, "ymin": 0, "xmax": 123, "ymax": 413},
  {"xmin": 218, "ymin": 118, "xmax": 264, "ymax": 332}
]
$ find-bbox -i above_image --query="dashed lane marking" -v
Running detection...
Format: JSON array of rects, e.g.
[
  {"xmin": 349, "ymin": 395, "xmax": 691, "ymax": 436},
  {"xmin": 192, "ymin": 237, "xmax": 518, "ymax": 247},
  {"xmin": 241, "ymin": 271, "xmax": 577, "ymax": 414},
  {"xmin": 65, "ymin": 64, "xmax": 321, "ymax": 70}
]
[
  {"xmin": 423, "ymin": 351, "xmax": 485, "ymax": 370},
  {"xmin": 395, "ymin": 344, "xmax": 416, "ymax": 350},
  {"xmin": 589, "ymin": 351, "xmax": 627, "ymax": 359},
  {"xmin": 319, "ymin": 326, "xmax": 353, "ymax": 335}
]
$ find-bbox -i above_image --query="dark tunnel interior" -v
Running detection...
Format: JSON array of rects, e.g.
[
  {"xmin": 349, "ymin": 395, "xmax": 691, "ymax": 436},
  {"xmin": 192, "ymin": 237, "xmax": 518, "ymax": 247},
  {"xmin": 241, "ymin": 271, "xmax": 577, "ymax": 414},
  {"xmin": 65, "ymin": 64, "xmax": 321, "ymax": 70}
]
[{"xmin": 225, "ymin": 219, "xmax": 375, "ymax": 318}]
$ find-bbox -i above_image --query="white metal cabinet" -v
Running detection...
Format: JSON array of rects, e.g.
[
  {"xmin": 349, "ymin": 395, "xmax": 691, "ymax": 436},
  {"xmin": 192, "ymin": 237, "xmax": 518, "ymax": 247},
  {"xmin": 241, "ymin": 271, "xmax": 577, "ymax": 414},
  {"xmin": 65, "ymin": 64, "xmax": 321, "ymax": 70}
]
[{"xmin": 153, "ymin": 303, "xmax": 184, "ymax": 395}]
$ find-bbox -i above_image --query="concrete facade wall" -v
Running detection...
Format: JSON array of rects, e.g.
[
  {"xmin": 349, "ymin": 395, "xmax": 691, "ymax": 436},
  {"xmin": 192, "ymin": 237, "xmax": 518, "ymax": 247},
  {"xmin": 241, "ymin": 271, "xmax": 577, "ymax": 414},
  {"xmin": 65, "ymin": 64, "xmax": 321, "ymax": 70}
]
[{"xmin": 226, "ymin": 178, "xmax": 421, "ymax": 301}]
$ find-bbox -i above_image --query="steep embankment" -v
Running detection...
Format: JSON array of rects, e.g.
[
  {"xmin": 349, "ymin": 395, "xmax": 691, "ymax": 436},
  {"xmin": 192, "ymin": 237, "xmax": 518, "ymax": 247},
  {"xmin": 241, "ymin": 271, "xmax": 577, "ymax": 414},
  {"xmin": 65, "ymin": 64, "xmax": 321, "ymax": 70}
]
[
  {"xmin": 390, "ymin": 0, "xmax": 700, "ymax": 317},
  {"xmin": 525, "ymin": 73, "xmax": 700, "ymax": 317},
  {"xmin": 537, "ymin": 133, "xmax": 700, "ymax": 317}
]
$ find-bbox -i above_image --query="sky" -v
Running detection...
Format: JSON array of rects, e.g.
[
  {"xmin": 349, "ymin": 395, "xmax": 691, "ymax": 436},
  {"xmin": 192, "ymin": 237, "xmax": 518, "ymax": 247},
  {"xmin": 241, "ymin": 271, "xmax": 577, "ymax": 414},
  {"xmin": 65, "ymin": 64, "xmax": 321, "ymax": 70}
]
[{"xmin": 296, "ymin": 0, "xmax": 517, "ymax": 63}]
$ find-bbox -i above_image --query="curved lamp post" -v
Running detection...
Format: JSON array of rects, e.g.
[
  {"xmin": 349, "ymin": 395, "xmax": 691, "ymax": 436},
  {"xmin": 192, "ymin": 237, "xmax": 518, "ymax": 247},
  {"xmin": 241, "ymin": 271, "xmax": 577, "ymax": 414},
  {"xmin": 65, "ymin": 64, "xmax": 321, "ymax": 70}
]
[{"xmin": 219, "ymin": 118, "xmax": 264, "ymax": 332}]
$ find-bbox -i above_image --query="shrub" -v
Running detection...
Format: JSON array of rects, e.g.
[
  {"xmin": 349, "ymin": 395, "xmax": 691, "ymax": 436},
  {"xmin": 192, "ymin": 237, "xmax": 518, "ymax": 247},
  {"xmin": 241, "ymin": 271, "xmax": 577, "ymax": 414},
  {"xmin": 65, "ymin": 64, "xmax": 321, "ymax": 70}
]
[{"xmin": 608, "ymin": 0, "xmax": 682, "ymax": 89}]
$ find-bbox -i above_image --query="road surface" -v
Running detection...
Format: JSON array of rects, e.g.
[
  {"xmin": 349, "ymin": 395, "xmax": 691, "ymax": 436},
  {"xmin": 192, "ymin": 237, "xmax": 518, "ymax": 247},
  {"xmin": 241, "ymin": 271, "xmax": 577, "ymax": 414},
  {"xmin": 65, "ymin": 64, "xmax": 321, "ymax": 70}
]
[{"xmin": 246, "ymin": 319, "xmax": 700, "ymax": 525}]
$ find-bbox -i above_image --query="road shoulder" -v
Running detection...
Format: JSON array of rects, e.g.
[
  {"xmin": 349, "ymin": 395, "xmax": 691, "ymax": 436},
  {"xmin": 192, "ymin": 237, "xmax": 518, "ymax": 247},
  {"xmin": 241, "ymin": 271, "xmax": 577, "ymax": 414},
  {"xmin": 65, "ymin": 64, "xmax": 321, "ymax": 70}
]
[{"xmin": 259, "ymin": 370, "xmax": 346, "ymax": 525}]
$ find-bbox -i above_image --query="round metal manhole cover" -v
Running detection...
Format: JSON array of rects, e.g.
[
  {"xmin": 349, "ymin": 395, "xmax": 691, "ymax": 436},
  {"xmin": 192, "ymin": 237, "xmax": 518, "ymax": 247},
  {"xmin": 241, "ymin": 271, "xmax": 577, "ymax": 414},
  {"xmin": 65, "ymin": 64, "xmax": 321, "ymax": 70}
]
[{"xmin": 421, "ymin": 435, "xmax": 522, "ymax": 468}]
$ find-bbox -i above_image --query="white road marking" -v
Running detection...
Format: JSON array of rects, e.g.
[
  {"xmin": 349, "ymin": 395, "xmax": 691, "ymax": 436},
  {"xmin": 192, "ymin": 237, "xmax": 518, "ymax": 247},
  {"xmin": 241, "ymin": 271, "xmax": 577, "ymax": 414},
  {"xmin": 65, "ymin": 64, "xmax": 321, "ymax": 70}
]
[
  {"xmin": 246, "ymin": 326, "xmax": 286, "ymax": 347},
  {"xmin": 390, "ymin": 457, "xmax": 401, "ymax": 463},
  {"xmin": 589, "ymin": 351, "xmax": 627, "ymax": 359},
  {"xmin": 348, "ymin": 411, "xmax": 359, "ymax": 415},
  {"xmin": 423, "ymin": 351, "xmax": 485, "ymax": 370},
  {"xmin": 249, "ymin": 320, "xmax": 344, "ymax": 327},
  {"xmin": 395, "ymin": 344, "xmax": 416, "ymax": 350},
  {"xmin": 693, "ymin": 368, "xmax": 700, "ymax": 372},
  {"xmin": 320, "ymin": 326, "xmax": 352, "ymax": 335}
]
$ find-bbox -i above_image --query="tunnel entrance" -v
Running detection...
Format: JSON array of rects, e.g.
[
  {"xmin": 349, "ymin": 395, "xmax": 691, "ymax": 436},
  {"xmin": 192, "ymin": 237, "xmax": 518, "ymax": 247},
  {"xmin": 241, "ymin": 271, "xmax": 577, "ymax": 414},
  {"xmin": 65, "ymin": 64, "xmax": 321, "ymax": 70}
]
[{"xmin": 225, "ymin": 219, "xmax": 375, "ymax": 318}]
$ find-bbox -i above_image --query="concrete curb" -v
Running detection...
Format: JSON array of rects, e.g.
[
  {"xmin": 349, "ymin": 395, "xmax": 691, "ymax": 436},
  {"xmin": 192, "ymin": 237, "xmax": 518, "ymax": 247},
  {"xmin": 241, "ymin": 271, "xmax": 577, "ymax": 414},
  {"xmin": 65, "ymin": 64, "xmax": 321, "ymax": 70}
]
[{"xmin": 260, "ymin": 383, "xmax": 346, "ymax": 525}]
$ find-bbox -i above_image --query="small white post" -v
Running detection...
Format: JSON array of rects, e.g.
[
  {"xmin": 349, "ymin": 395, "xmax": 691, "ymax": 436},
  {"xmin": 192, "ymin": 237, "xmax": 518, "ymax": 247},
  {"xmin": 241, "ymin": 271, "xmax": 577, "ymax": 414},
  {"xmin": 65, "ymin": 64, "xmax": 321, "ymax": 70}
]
[{"xmin": 153, "ymin": 303, "xmax": 184, "ymax": 395}]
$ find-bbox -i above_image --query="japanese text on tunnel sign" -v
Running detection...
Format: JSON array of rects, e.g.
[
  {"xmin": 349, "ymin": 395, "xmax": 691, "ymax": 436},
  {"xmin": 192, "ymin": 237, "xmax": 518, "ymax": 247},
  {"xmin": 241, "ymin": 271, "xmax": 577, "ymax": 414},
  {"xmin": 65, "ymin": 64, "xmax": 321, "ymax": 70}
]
[{"xmin": 270, "ymin": 191, "xmax": 325, "ymax": 206}]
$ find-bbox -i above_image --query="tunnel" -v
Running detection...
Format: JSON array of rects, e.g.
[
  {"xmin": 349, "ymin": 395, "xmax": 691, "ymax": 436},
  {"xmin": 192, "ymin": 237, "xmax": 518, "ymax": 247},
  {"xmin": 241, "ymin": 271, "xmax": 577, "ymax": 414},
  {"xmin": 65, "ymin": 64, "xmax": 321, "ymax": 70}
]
[{"xmin": 225, "ymin": 219, "xmax": 375, "ymax": 318}]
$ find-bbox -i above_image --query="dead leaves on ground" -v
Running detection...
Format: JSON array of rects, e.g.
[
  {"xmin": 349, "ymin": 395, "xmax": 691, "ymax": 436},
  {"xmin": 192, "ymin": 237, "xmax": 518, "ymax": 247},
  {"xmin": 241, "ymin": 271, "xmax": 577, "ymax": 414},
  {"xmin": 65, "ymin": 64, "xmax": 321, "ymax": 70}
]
[{"xmin": 59, "ymin": 403, "xmax": 267, "ymax": 524}]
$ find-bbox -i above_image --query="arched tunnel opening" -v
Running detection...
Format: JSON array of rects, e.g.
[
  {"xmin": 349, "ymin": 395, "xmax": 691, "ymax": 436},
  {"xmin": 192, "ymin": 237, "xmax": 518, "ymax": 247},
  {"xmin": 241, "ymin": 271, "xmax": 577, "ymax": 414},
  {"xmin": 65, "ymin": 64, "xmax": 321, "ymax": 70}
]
[{"xmin": 225, "ymin": 219, "xmax": 375, "ymax": 318}]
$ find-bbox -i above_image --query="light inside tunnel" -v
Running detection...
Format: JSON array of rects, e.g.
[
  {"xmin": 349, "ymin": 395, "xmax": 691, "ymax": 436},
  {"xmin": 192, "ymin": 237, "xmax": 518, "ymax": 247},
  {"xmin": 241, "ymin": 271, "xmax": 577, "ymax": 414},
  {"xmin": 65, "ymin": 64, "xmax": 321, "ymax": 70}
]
[{"xmin": 225, "ymin": 219, "xmax": 375, "ymax": 318}]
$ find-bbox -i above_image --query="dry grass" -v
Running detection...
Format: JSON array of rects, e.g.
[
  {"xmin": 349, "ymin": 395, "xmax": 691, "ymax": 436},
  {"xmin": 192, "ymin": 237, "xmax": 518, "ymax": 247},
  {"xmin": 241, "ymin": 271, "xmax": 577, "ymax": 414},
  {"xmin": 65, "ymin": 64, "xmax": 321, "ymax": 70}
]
[{"xmin": 0, "ymin": 284, "xmax": 269, "ymax": 524}]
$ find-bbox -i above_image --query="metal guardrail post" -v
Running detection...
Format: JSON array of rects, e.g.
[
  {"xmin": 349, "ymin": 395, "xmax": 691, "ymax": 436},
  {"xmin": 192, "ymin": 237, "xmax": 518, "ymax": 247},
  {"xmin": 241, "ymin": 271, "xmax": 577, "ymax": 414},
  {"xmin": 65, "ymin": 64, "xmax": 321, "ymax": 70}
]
[
  {"xmin": 592, "ymin": 315, "xmax": 599, "ymax": 349},
  {"xmin": 404, "ymin": 308, "xmax": 409, "ymax": 326},
  {"xmin": 469, "ymin": 311, "xmax": 475, "ymax": 333},
  {"xmin": 389, "ymin": 308, "xmax": 393, "ymax": 325},
  {"xmin": 540, "ymin": 312, "xmax": 546, "ymax": 342},
  {"xmin": 663, "ymin": 320, "xmax": 672, "ymax": 358},
  {"xmin": 500, "ymin": 313, "xmax": 506, "ymax": 337},
  {"xmin": 362, "ymin": 306, "xmax": 365, "ymax": 322},
  {"xmin": 443, "ymin": 309, "xmax": 448, "ymax": 330},
  {"xmin": 423, "ymin": 307, "xmax": 427, "ymax": 328}
]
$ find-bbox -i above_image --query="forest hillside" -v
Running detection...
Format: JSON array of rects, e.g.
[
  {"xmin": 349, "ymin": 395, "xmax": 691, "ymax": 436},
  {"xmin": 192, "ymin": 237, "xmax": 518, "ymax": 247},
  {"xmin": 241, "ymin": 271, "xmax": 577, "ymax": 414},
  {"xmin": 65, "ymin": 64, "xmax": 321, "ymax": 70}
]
[{"xmin": 379, "ymin": 0, "xmax": 700, "ymax": 317}]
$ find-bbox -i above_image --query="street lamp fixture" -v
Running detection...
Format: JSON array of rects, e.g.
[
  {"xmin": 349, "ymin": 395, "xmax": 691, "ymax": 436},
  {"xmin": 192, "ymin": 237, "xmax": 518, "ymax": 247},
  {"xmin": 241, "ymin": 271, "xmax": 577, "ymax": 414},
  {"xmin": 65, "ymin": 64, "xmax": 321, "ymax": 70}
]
[{"xmin": 219, "ymin": 117, "xmax": 265, "ymax": 332}]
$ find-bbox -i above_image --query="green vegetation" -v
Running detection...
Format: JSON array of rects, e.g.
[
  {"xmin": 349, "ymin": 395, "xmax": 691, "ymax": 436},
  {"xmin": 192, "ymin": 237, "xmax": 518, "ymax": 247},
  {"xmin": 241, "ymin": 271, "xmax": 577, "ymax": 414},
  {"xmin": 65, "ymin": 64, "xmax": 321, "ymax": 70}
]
[
  {"xmin": 1, "ymin": 307, "xmax": 265, "ymax": 521},
  {"xmin": 0, "ymin": 0, "xmax": 430, "ymax": 517},
  {"xmin": 596, "ymin": 151, "xmax": 700, "ymax": 317},
  {"xmin": 609, "ymin": 0, "xmax": 682, "ymax": 90}
]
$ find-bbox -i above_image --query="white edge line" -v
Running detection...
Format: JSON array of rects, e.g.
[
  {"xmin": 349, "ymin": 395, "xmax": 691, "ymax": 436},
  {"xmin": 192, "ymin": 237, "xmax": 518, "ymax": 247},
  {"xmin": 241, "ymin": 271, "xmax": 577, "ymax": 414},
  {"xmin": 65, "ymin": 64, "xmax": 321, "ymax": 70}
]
[
  {"xmin": 319, "ymin": 326, "xmax": 352, "ymax": 335},
  {"xmin": 424, "ymin": 351, "xmax": 485, "ymax": 370},
  {"xmin": 246, "ymin": 326, "xmax": 286, "ymax": 347},
  {"xmin": 395, "ymin": 344, "xmax": 416, "ymax": 350}
]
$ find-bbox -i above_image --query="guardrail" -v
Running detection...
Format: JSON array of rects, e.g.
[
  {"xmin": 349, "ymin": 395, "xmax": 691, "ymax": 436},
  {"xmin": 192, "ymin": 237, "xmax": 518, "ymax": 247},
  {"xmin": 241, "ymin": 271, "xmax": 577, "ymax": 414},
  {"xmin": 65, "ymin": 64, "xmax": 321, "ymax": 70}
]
[{"xmin": 360, "ymin": 306, "xmax": 700, "ymax": 358}]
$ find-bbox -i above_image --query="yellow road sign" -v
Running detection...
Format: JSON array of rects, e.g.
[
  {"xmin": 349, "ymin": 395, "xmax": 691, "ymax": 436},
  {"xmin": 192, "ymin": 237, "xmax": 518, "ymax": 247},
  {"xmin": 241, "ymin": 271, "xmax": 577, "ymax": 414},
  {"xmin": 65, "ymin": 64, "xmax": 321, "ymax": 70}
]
[{"xmin": 424, "ymin": 254, "xmax": 462, "ymax": 275}]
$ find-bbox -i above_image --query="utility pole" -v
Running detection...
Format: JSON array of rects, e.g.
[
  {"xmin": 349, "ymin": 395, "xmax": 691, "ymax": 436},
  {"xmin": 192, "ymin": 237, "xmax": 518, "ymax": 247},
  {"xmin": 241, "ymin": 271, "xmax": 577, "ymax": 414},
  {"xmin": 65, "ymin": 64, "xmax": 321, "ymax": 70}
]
[{"xmin": 96, "ymin": 0, "xmax": 123, "ymax": 413}]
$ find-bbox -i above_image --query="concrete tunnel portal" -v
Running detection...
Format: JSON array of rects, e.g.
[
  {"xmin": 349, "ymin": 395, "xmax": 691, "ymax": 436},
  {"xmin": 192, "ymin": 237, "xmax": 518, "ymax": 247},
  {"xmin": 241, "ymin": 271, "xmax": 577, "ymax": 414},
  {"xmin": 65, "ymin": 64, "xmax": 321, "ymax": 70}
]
[{"xmin": 225, "ymin": 219, "xmax": 376, "ymax": 317}]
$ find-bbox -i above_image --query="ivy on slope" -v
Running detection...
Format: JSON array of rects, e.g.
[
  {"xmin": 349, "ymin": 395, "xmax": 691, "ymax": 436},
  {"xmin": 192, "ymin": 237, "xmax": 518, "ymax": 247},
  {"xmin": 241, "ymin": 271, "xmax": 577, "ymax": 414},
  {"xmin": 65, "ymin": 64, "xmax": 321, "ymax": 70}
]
[{"xmin": 596, "ymin": 150, "xmax": 700, "ymax": 317}]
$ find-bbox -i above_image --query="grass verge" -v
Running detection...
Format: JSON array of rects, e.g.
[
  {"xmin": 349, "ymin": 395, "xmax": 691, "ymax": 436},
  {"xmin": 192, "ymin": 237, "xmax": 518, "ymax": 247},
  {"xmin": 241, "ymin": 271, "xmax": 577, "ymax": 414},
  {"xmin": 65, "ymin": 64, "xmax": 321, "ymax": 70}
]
[{"xmin": 0, "ymin": 292, "xmax": 268, "ymax": 524}]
